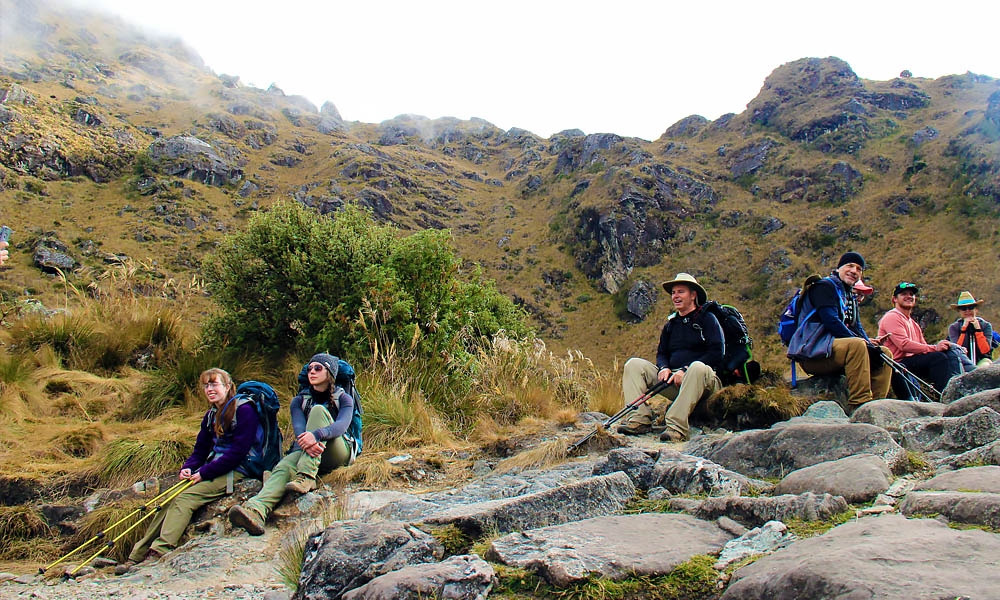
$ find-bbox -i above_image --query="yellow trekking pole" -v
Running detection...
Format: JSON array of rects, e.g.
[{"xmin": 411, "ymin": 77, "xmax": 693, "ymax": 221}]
[
  {"xmin": 63, "ymin": 479, "xmax": 195, "ymax": 578},
  {"xmin": 41, "ymin": 478, "xmax": 191, "ymax": 574}
]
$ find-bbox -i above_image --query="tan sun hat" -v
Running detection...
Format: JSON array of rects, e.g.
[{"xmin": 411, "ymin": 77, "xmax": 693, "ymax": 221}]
[
  {"xmin": 661, "ymin": 272, "xmax": 707, "ymax": 305},
  {"xmin": 951, "ymin": 291, "xmax": 984, "ymax": 309}
]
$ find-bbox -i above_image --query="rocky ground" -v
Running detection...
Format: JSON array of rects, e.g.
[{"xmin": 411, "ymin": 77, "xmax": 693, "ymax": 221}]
[{"xmin": 5, "ymin": 364, "xmax": 1000, "ymax": 599}]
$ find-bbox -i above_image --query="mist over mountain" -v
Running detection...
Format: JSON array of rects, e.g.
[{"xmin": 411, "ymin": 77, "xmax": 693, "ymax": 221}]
[{"xmin": 2, "ymin": 0, "xmax": 1000, "ymax": 371}]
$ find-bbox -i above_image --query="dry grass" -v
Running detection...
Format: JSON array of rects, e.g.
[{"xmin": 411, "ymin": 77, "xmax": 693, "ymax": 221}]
[
  {"xmin": 0, "ymin": 506, "xmax": 54, "ymax": 560},
  {"xmin": 323, "ymin": 453, "xmax": 399, "ymax": 490},
  {"xmin": 70, "ymin": 499, "xmax": 150, "ymax": 563},
  {"xmin": 51, "ymin": 424, "xmax": 106, "ymax": 459},
  {"xmin": 493, "ymin": 438, "xmax": 570, "ymax": 474},
  {"xmin": 91, "ymin": 435, "xmax": 191, "ymax": 488}
]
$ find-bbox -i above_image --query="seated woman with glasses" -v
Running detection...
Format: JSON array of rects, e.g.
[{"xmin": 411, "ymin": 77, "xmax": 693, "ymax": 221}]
[
  {"xmin": 229, "ymin": 353, "xmax": 354, "ymax": 536},
  {"xmin": 948, "ymin": 291, "xmax": 995, "ymax": 372},
  {"xmin": 118, "ymin": 368, "xmax": 258, "ymax": 574}
]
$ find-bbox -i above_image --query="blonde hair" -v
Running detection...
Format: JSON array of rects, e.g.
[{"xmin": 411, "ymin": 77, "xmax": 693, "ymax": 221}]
[{"xmin": 200, "ymin": 368, "xmax": 236, "ymax": 435}]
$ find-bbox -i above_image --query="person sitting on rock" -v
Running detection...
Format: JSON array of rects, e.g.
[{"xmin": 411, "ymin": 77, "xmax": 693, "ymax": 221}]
[
  {"xmin": 118, "ymin": 368, "xmax": 259, "ymax": 574},
  {"xmin": 789, "ymin": 252, "xmax": 893, "ymax": 411},
  {"xmin": 617, "ymin": 272, "xmax": 724, "ymax": 443},
  {"xmin": 948, "ymin": 291, "xmax": 995, "ymax": 372},
  {"xmin": 229, "ymin": 353, "xmax": 354, "ymax": 536},
  {"xmin": 877, "ymin": 282, "xmax": 962, "ymax": 398}
]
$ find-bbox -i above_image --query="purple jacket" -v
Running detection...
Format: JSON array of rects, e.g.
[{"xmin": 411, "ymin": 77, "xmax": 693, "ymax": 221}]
[{"xmin": 183, "ymin": 402, "xmax": 258, "ymax": 481}]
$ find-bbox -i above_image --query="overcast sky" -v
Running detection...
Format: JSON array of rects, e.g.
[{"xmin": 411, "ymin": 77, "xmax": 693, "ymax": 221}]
[{"xmin": 82, "ymin": 0, "xmax": 1000, "ymax": 140}]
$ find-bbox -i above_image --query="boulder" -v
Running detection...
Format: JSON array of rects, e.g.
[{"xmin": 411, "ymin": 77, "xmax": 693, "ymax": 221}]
[
  {"xmin": 691, "ymin": 492, "xmax": 849, "ymax": 528},
  {"xmin": 722, "ymin": 515, "xmax": 1000, "ymax": 599},
  {"xmin": 648, "ymin": 450, "xmax": 772, "ymax": 497},
  {"xmin": 684, "ymin": 422, "xmax": 907, "ymax": 479},
  {"xmin": 486, "ymin": 513, "xmax": 733, "ymax": 587},
  {"xmin": 938, "ymin": 439, "xmax": 1000, "ymax": 470},
  {"xmin": 592, "ymin": 447, "xmax": 658, "ymax": 489},
  {"xmin": 625, "ymin": 280, "xmax": 657, "ymax": 321},
  {"xmin": 941, "ymin": 361, "xmax": 1000, "ymax": 403},
  {"xmin": 714, "ymin": 521, "xmax": 794, "ymax": 570},
  {"xmin": 294, "ymin": 521, "xmax": 444, "ymax": 600},
  {"xmin": 342, "ymin": 554, "xmax": 494, "ymax": 600},
  {"xmin": 942, "ymin": 388, "xmax": 1000, "ymax": 417},
  {"xmin": 913, "ymin": 466, "xmax": 1000, "ymax": 493},
  {"xmin": 422, "ymin": 472, "xmax": 636, "ymax": 537},
  {"xmin": 773, "ymin": 454, "xmax": 892, "ymax": 503},
  {"xmin": 849, "ymin": 398, "xmax": 945, "ymax": 432},
  {"xmin": 899, "ymin": 491, "xmax": 1000, "ymax": 529},
  {"xmin": 899, "ymin": 406, "xmax": 1000, "ymax": 453},
  {"xmin": 32, "ymin": 238, "xmax": 77, "ymax": 273}
]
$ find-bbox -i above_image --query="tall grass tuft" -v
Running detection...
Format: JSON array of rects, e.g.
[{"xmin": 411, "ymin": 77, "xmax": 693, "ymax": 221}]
[
  {"xmin": 93, "ymin": 437, "xmax": 190, "ymax": 487},
  {"xmin": 54, "ymin": 424, "xmax": 106, "ymax": 458},
  {"xmin": 0, "ymin": 351, "xmax": 43, "ymax": 420},
  {"xmin": 275, "ymin": 527, "xmax": 309, "ymax": 591},
  {"xmin": 0, "ymin": 506, "xmax": 54, "ymax": 560},
  {"xmin": 71, "ymin": 499, "xmax": 150, "ymax": 563},
  {"xmin": 324, "ymin": 454, "xmax": 397, "ymax": 489}
]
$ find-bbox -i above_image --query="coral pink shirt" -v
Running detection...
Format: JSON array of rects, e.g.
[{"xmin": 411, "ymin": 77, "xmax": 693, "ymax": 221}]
[{"xmin": 877, "ymin": 308, "xmax": 936, "ymax": 359}]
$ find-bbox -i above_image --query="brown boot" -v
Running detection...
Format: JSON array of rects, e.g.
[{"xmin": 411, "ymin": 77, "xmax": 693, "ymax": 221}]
[
  {"xmin": 616, "ymin": 421, "xmax": 651, "ymax": 436},
  {"xmin": 285, "ymin": 477, "xmax": 317, "ymax": 494},
  {"xmin": 228, "ymin": 504, "xmax": 265, "ymax": 536}
]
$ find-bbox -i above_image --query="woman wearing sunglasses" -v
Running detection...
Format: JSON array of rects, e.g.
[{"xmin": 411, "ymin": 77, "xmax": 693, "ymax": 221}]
[
  {"xmin": 229, "ymin": 353, "xmax": 354, "ymax": 535},
  {"xmin": 948, "ymin": 292, "xmax": 995, "ymax": 371},
  {"xmin": 118, "ymin": 368, "xmax": 258, "ymax": 573}
]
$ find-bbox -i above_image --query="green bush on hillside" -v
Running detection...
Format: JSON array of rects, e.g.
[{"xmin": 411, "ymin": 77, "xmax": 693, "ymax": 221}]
[{"xmin": 202, "ymin": 202, "xmax": 531, "ymax": 363}]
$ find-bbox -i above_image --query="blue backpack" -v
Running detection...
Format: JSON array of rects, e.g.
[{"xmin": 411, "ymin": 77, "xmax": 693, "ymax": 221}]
[
  {"xmin": 297, "ymin": 358, "xmax": 364, "ymax": 456},
  {"xmin": 778, "ymin": 274, "xmax": 822, "ymax": 346},
  {"xmin": 230, "ymin": 381, "xmax": 283, "ymax": 480}
]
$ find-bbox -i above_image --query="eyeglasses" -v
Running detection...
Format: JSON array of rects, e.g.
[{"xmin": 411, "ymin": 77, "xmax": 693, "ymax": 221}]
[
  {"xmin": 307, "ymin": 364, "xmax": 326, "ymax": 373},
  {"xmin": 203, "ymin": 381, "xmax": 226, "ymax": 389}
]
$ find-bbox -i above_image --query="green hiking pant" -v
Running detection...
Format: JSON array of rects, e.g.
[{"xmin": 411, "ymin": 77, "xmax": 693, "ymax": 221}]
[
  {"xmin": 128, "ymin": 471, "xmax": 245, "ymax": 561},
  {"xmin": 620, "ymin": 357, "xmax": 721, "ymax": 440},
  {"xmin": 243, "ymin": 404, "xmax": 350, "ymax": 520}
]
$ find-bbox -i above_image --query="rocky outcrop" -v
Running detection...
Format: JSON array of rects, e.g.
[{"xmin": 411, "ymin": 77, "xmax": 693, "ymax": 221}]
[
  {"xmin": 899, "ymin": 406, "xmax": 1000, "ymax": 453},
  {"xmin": 625, "ymin": 280, "xmax": 657, "ymax": 321},
  {"xmin": 722, "ymin": 515, "xmax": 1000, "ymax": 599},
  {"xmin": 341, "ymin": 554, "xmax": 494, "ymax": 600},
  {"xmin": 941, "ymin": 361, "xmax": 1000, "ymax": 402},
  {"xmin": 147, "ymin": 135, "xmax": 245, "ymax": 186}
]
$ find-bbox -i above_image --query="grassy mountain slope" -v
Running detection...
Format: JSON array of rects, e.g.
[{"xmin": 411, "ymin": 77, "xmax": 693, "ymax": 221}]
[{"xmin": 2, "ymin": 0, "xmax": 1000, "ymax": 374}]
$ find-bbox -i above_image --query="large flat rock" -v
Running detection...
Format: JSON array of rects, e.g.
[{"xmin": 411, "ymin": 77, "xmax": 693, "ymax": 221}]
[
  {"xmin": 899, "ymin": 491, "xmax": 1000, "ymax": 529},
  {"xmin": 486, "ymin": 513, "xmax": 734, "ymax": 587},
  {"xmin": 722, "ymin": 515, "xmax": 1000, "ymax": 599},
  {"xmin": 773, "ymin": 454, "xmax": 891, "ymax": 503},
  {"xmin": 422, "ymin": 471, "xmax": 636, "ymax": 536},
  {"xmin": 914, "ymin": 465, "xmax": 1000, "ymax": 493}
]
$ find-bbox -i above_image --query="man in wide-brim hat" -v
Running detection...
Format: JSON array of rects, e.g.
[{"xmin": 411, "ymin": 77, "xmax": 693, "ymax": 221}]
[
  {"xmin": 617, "ymin": 272, "xmax": 724, "ymax": 443},
  {"xmin": 947, "ymin": 291, "xmax": 995, "ymax": 370}
]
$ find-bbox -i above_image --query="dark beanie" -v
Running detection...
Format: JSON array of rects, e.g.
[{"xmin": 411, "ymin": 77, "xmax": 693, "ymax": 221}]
[
  {"xmin": 837, "ymin": 251, "xmax": 865, "ymax": 270},
  {"xmin": 309, "ymin": 353, "xmax": 339, "ymax": 379}
]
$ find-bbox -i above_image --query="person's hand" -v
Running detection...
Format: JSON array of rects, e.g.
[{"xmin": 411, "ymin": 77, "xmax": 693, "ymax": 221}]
[
  {"xmin": 297, "ymin": 431, "xmax": 317, "ymax": 449},
  {"xmin": 0, "ymin": 241, "xmax": 8, "ymax": 267},
  {"xmin": 657, "ymin": 368, "xmax": 672, "ymax": 383},
  {"xmin": 305, "ymin": 441, "xmax": 325, "ymax": 457},
  {"xmin": 179, "ymin": 468, "xmax": 193, "ymax": 479},
  {"xmin": 936, "ymin": 340, "xmax": 952, "ymax": 352},
  {"xmin": 189, "ymin": 471, "xmax": 202, "ymax": 484},
  {"xmin": 669, "ymin": 369, "xmax": 685, "ymax": 386},
  {"xmin": 964, "ymin": 316, "xmax": 981, "ymax": 329}
]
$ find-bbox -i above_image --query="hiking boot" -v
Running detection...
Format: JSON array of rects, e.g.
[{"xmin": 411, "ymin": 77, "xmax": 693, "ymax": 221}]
[
  {"xmin": 114, "ymin": 560, "xmax": 136, "ymax": 575},
  {"xmin": 285, "ymin": 477, "xmax": 317, "ymax": 494},
  {"xmin": 143, "ymin": 549, "xmax": 162, "ymax": 563},
  {"xmin": 659, "ymin": 429, "xmax": 685, "ymax": 443},
  {"xmin": 228, "ymin": 504, "xmax": 265, "ymax": 536},
  {"xmin": 616, "ymin": 421, "xmax": 651, "ymax": 436}
]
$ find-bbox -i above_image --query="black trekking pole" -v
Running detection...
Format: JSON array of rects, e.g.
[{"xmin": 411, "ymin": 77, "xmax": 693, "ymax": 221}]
[
  {"xmin": 569, "ymin": 379, "xmax": 671, "ymax": 453},
  {"xmin": 879, "ymin": 353, "xmax": 942, "ymax": 402},
  {"xmin": 63, "ymin": 479, "xmax": 195, "ymax": 578},
  {"xmin": 41, "ymin": 478, "xmax": 191, "ymax": 574}
]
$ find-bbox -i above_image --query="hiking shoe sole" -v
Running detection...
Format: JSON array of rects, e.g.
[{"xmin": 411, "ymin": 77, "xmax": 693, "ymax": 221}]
[
  {"xmin": 228, "ymin": 505, "xmax": 265, "ymax": 536},
  {"xmin": 616, "ymin": 423, "xmax": 651, "ymax": 436}
]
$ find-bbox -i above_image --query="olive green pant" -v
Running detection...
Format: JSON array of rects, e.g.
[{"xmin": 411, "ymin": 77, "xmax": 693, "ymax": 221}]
[
  {"xmin": 797, "ymin": 337, "xmax": 892, "ymax": 406},
  {"xmin": 128, "ymin": 471, "xmax": 244, "ymax": 561},
  {"xmin": 243, "ymin": 404, "xmax": 350, "ymax": 520},
  {"xmin": 620, "ymin": 358, "xmax": 721, "ymax": 440}
]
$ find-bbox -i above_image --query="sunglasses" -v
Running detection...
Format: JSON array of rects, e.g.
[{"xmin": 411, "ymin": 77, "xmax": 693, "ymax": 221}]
[
  {"xmin": 959, "ymin": 306, "xmax": 977, "ymax": 312},
  {"xmin": 896, "ymin": 282, "xmax": 918, "ymax": 290},
  {"xmin": 307, "ymin": 364, "xmax": 326, "ymax": 373}
]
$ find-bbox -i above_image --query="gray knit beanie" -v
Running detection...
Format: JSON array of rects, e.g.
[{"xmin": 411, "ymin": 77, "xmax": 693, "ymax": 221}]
[{"xmin": 309, "ymin": 353, "xmax": 339, "ymax": 380}]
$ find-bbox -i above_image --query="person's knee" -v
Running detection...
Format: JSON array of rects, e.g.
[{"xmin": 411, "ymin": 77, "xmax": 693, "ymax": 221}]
[{"xmin": 623, "ymin": 357, "xmax": 649, "ymax": 377}]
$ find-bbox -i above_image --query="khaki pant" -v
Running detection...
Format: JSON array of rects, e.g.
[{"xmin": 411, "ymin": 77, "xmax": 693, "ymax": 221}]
[
  {"xmin": 620, "ymin": 357, "xmax": 721, "ymax": 440},
  {"xmin": 128, "ymin": 471, "xmax": 245, "ymax": 561},
  {"xmin": 243, "ymin": 404, "xmax": 350, "ymax": 520},
  {"xmin": 797, "ymin": 337, "xmax": 892, "ymax": 406}
]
